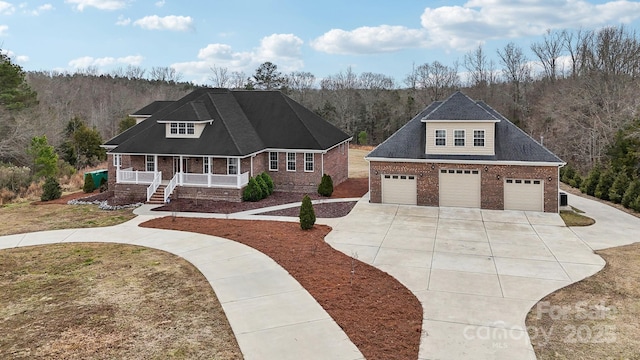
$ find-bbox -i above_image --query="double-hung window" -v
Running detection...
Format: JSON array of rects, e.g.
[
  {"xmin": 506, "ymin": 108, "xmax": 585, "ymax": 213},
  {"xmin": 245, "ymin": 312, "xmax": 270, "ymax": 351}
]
[
  {"xmin": 170, "ymin": 123, "xmax": 178, "ymax": 134},
  {"xmin": 435, "ymin": 130, "xmax": 446, "ymax": 146},
  {"xmin": 146, "ymin": 155, "xmax": 155, "ymax": 172},
  {"xmin": 287, "ymin": 152, "xmax": 296, "ymax": 171},
  {"xmin": 186, "ymin": 123, "xmax": 195, "ymax": 135},
  {"xmin": 304, "ymin": 153, "xmax": 314, "ymax": 172},
  {"xmin": 203, "ymin": 157, "xmax": 210, "ymax": 173},
  {"xmin": 269, "ymin": 152, "xmax": 278, "ymax": 171},
  {"xmin": 474, "ymin": 130, "xmax": 485, "ymax": 147},
  {"xmin": 113, "ymin": 154, "xmax": 121, "ymax": 167},
  {"xmin": 227, "ymin": 158, "xmax": 238, "ymax": 175},
  {"xmin": 454, "ymin": 130, "xmax": 465, "ymax": 146},
  {"xmin": 178, "ymin": 122, "xmax": 186, "ymax": 134}
]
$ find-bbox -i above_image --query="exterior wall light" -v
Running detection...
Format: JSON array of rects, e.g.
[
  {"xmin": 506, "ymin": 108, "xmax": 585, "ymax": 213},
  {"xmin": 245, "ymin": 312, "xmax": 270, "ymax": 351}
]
[
  {"xmin": 496, "ymin": 174, "xmax": 501, "ymax": 180},
  {"xmin": 484, "ymin": 166, "xmax": 489, "ymax": 172}
]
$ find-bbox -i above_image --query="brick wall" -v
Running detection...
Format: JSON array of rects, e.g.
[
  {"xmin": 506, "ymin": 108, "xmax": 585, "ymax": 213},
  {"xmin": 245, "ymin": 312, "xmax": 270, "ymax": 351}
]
[
  {"xmin": 323, "ymin": 143, "xmax": 349, "ymax": 186},
  {"xmin": 176, "ymin": 186, "xmax": 243, "ymax": 202},
  {"xmin": 113, "ymin": 183, "xmax": 148, "ymax": 203},
  {"xmin": 369, "ymin": 161, "xmax": 559, "ymax": 212}
]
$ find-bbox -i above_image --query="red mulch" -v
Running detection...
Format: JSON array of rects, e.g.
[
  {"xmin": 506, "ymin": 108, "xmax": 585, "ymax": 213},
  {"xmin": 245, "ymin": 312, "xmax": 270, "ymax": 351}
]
[
  {"xmin": 152, "ymin": 178, "xmax": 369, "ymax": 214},
  {"xmin": 259, "ymin": 201, "xmax": 357, "ymax": 218},
  {"xmin": 140, "ymin": 218, "xmax": 422, "ymax": 360}
]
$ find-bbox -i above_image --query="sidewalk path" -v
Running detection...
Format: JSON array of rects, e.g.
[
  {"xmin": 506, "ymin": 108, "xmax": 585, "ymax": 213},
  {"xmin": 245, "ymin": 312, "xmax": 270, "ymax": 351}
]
[{"xmin": 0, "ymin": 214, "xmax": 364, "ymax": 360}]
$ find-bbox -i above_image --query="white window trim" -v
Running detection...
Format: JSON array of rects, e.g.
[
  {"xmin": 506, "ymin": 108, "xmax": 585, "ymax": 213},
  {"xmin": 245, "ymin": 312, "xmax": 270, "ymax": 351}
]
[
  {"xmin": 203, "ymin": 157, "xmax": 210, "ymax": 173},
  {"xmin": 435, "ymin": 129, "xmax": 446, "ymax": 146},
  {"xmin": 170, "ymin": 123, "xmax": 178, "ymax": 134},
  {"xmin": 227, "ymin": 158, "xmax": 238, "ymax": 175},
  {"xmin": 454, "ymin": 129, "xmax": 465, "ymax": 147},
  {"xmin": 287, "ymin": 152, "xmax": 296, "ymax": 172},
  {"xmin": 145, "ymin": 155, "xmax": 155, "ymax": 172},
  {"xmin": 269, "ymin": 152, "xmax": 278, "ymax": 171},
  {"xmin": 304, "ymin": 153, "xmax": 314, "ymax": 172},
  {"xmin": 473, "ymin": 129, "xmax": 485, "ymax": 147},
  {"xmin": 113, "ymin": 154, "xmax": 121, "ymax": 167},
  {"xmin": 187, "ymin": 123, "xmax": 195, "ymax": 135}
]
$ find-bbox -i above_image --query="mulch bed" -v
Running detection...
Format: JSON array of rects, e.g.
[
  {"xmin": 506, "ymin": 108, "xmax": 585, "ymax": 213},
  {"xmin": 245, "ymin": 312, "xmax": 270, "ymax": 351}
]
[
  {"xmin": 258, "ymin": 201, "xmax": 357, "ymax": 218},
  {"xmin": 152, "ymin": 178, "xmax": 369, "ymax": 214},
  {"xmin": 140, "ymin": 218, "xmax": 422, "ymax": 360},
  {"xmin": 32, "ymin": 190, "xmax": 101, "ymax": 205}
]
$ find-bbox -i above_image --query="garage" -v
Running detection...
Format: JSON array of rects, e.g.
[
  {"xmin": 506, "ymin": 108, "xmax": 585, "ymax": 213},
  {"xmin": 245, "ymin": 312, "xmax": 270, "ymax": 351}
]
[
  {"xmin": 504, "ymin": 178, "xmax": 544, "ymax": 211},
  {"xmin": 439, "ymin": 169, "xmax": 481, "ymax": 208},
  {"xmin": 382, "ymin": 174, "xmax": 417, "ymax": 205}
]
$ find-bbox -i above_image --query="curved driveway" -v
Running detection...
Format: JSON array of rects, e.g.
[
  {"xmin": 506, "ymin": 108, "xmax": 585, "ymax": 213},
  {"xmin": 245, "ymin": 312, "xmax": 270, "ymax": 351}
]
[
  {"xmin": 325, "ymin": 193, "xmax": 640, "ymax": 359},
  {"xmin": 0, "ymin": 214, "xmax": 364, "ymax": 360}
]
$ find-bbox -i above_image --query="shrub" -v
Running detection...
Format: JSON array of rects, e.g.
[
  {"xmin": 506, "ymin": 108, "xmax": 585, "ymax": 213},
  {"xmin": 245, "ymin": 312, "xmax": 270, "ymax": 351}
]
[
  {"xmin": 580, "ymin": 166, "xmax": 601, "ymax": 196},
  {"xmin": 99, "ymin": 178, "xmax": 108, "ymax": 193},
  {"xmin": 358, "ymin": 131, "xmax": 368, "ymax": 145},
  {"xmin": 560, "ymin": 165, "xmax": 576, "ymax": 184},
  {"xmin": 242, "ymin": 177, "xmax": 263, "ymax": 202},
  {"xmin": 569, "ymin": 173, "xmax": 583, "ymax": 189},
  {"xmin": 317, "ymin": 174, "xmax": 334, "ymax": 197},
  {"xmin": 594, "ymin": 168, "xmax": 615, "ymax": 200},
  {"xmin": 0, "ymin": 163, "xmax": 31, "ymax": 191},
  {"xmin": 608, "ymin": 171, "xmax": 630, "ymax": 204},
  {"xmin": 41, "ymin": 177, "xmax": 62, "ymax": 201},
  {"xmin": 83, "ymin": 173, "xmax": 95, "ymax": 193},
  {"xmin": 631, "ymin": 194, "xmax": 640, "ymax": 212},
  {"xmin": 260, "ymin": 172, "xmax": 274, "ymax": 195},
  {"xmin": 255, "ymin": 175, "xmax": 269, "ymax": 199},
  {"xmin": 622, "ymin": 179, "xmax": 640, "ymax": 208},
  {"xmin": 299, "ymin": 195, "xmax": 316, "ymax": 230}
]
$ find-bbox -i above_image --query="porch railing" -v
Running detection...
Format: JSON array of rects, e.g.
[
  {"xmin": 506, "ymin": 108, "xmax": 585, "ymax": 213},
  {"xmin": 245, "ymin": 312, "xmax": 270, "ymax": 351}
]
[
  {"xmin": 181, "ymin": 171, "xmax": 249, "ymax": 188},
  {"xmin": 117, "ymin": 169, "xmax": 157, "ymax": 184},
  {"xmin": 146, "ymin": 171, "xmax": 162, "ymax": 202},
  {"xmin": 164, "ymin": 173, "xmax": 179, "ymax": 203}
]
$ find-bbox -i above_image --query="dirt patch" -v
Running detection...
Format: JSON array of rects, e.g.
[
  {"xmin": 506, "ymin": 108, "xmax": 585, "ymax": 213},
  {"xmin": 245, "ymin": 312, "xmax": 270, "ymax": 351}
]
[
  {"xmin": 141, "ymin": 218, "xmax": 422, "ymax": 360},
  {"xmin": 0, "ymin": 243, "xmax": 242, "ymax": 359},
  {"xmin": 526, "ymin": 242, "xmax": 640, "ymax": 359},
  {"xmin": 153, "ymin": 177, "xmax": 369, "ymax": 214},
  {"xmin": 32, "ymin": 190, "xmax": 101, "ymax": 205},
  {"xmin": 259, "ymin": 201, "xmax": 357, "ymax": 218}
]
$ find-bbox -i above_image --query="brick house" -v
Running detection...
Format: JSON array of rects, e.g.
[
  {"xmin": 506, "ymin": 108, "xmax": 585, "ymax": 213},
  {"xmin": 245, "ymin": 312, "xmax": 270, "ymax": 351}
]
[
  {"xmin": 103, "ymin": 88, "xmax": 351, "ymax": 203},
  {"xmin": 366, "ymin": 91, "xmax": 564, "ymax": 212}
]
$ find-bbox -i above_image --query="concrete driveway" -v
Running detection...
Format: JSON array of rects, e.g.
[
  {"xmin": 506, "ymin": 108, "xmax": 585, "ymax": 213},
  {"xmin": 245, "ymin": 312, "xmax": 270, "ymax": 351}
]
[{"xmin": 325, "ymin": 193, "xmax": 640, "ymax": 360}]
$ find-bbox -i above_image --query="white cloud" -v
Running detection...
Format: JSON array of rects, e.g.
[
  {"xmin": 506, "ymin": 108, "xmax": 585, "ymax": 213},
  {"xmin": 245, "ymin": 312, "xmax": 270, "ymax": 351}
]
[
  {"xmin": 311, "ymin": 0, "xmax": 640, "ymax": 55},
  {"xmin": 29, "ymin": 4, "xmax": 54, "ymax": 16},
  {"xmin": 115, "ymin": 15, "xmax": 130, "ymax": 26},
  {"xmin": 0, "ymin": 24, "xmax": 8, "ymax": 36},
  {"xmin": 65, "ymin": 0, "xmax": 126, "ymax": 11},
  {"xmin": 155, "ymin": 0, "xmax": 165, "ymax": 7},
  {"xmin": 172, "ymin": 33, "xmax": 305, "ymax": 84},
  {"xmin": 0, "ymin": 1, "xmax": 15, "ymax": 15},
  {"xmin": 16, "ymin": 55, "xmax": 29, "ymax": 62},
  {"xmin": 0, "ymin": 49, "xmax": 28, "ymax": 62},
  {"xmin": 311, "ymin": 25, "xmax": 428, "ymax": 55},
  {"xmin": 68, "ymin": 54, "xmax": 143, "ymax": 68},
  {"xmin": 133, "ymin": 15, "xmax": 193, "ymax": 31}
]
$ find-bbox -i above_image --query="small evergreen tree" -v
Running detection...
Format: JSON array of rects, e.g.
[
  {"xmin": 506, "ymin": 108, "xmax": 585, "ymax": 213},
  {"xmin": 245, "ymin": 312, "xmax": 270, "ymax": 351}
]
[
  {"xmin": 317, "ymin": 174, "xmax": 334, "ymax": 197},
  {"xmin": 608, "ymin": 171, "xmax": 630, "ymax": 204},
  {"xmin": 358, "ymin": 131, "xmax": 368, "ymax": 145},
  {"xmin": 622, "ymin": 179, "xmax": 640, "ymax": 208},
  {"xmin": 260, "ymin": 172, "xmax": 274, "ymax": 194},
  {"xmin": 560, "ymin": 165, "xmax": 576, "ymax": 184},
  {"xmin": 242, "ymin": 177, "xmax": 263, "ymax": 202},
  {"xmin": 299, "ymin": 195, "xmax": 316, "ymax": 230},
  {"xmin": 594, "ymin": 168, "xmax": 615, "ymax": 200},
  {"xmin": 580, "ymin": 166, "xmax": 601, "ymax": 196},
  {"xmin": 255, "ymin": 175, "xmax": 269, "ymax": 199},
  {"xmin": 631, "ymin": 194, "xmax": 640, "ymax": 212},
  {"xmin": 41, "ymin": 176, "xmax": 62, "ymax": 201},
  {"xmin": 83, "ymin": 173, "xmax": 95, "ymax": 193},
  {"xmin": 99, "ymin": 178, "xmax": 108, "ymax": 193},
  {"xmin": 569, "ymin": 173, "xmax": 583, "ymax": 189}
]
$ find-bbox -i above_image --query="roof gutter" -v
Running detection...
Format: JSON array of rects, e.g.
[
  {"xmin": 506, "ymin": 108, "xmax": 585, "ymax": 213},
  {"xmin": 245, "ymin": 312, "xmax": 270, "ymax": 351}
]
[{"xmin": 365, "ymin": 156, "xmax": 566, "ymax": 167}]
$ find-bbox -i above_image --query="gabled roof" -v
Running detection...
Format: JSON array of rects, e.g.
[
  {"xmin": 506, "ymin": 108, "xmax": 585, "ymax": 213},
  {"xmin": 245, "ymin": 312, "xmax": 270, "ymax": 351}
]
[
  {"xmin": 422, "ymin": 91, "xmax": 500, "ymax": 121},
  {"xmin": 367, "ymin": 91, "xmax": 563, "ymax": 164},
  {"xmin": 105, "ymin": 88, "xmax": 351, "ymax": 156}
]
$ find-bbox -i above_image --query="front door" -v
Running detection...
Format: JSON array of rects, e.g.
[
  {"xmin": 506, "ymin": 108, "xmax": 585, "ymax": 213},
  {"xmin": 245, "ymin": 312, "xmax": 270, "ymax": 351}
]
[{"xmin": 173, "ymin": 157, "xmax": 188, "ymax": 176}]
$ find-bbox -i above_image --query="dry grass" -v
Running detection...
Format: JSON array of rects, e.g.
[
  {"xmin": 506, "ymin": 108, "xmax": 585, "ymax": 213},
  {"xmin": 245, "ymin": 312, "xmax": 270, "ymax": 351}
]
[
  {"xmin": 349, "ymin": 146, "xmax": 372, "ymax": 178},
  {"xmin": 560, "ymin": 209, "xmax": 596, "ymax": 227},
  {"xmin": 0, "ymin": 243, "xmax": 242, "ymax": 359},
  {"xmin": 526, "ymin": 242, "xmax": 640, "ymax": 359},
  {"xmin": 0, "ymin": 201, "xmax": 136, "ymax": 236}
]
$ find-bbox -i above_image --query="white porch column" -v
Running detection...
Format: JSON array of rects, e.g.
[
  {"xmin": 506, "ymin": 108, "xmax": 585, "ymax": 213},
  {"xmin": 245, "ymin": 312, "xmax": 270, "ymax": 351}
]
[
  {"xmin": 179, "ymin": 155, "xmax": 184, "ymax": 185},
  {"xmin": 154, "ymin": 155, "xmax": 158, "ymax": 176},
  {"xmin": 207, "ymin": 156, "xmax": 212, "ymax": 187}
]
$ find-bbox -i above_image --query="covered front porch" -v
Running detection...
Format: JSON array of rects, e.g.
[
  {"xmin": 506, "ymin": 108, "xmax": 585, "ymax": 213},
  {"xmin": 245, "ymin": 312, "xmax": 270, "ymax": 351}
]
[{"xmin": 113, "ymin": 154, "xmax": 250, "ymax": 203}]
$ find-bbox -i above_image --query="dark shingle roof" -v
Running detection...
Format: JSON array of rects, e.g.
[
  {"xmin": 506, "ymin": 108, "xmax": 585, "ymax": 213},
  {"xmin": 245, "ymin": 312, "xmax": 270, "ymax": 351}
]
[
  {"xmin": 368, "ymin": 91, "xmax": 563, "ymax": 164},
  {"xmin": 423, "ymin": 91, "xmax": 499, "ymax": 121},
  {"xmin": 131, "ymin": 101, "xmax": 174, "ymax": 116},
  {"xmin": 105, "ymin": 88, "xmax": 350, "ymax": 156}
]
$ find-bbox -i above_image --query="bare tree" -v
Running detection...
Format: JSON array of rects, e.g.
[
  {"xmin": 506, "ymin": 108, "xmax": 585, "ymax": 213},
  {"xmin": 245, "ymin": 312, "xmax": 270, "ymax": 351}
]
[
  {"xmin": 284, "ymin": 71, "xmax": 316, "ymax": 105},
  {"xmin": 209, "ymin": 65, "xmax": 231, "ymax": 88},
  {"xmin": 229, "ymin": 71, "xmax": 247, "ymax": 89},
  {"xmin": 412, "ymin": 61, "xmax": 459, "ymax": 103},
  {"xmin": 149, "ymin": 66, "xmax": 183, "ymax": 83},
  {"xmin": 497, "ymin": 42, "xmax": 531, "ymax": 122},
  {"xmin": 531, "ymin": 29, "xmax": 564, "ymax": 81}
]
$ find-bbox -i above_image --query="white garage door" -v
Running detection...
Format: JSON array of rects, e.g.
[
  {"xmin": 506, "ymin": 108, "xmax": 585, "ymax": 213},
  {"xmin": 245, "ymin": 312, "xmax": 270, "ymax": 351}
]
[
  {"xmin": 504, "ymin": 179, "xmax": 544, "ymax": 211},
  {"xmin": 439, "ymin": 169, "xmax": 481, "ymax": 208},
  {"xmin": 382, "ymin": 174, "xmax": 417, "ymax": 205}
]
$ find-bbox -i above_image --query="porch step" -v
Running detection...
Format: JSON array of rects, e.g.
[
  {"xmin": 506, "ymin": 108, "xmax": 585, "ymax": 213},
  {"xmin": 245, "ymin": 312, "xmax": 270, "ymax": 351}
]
[{"xmin": 147, "ymin": 185, "xmax": 166, "ymax": 205}]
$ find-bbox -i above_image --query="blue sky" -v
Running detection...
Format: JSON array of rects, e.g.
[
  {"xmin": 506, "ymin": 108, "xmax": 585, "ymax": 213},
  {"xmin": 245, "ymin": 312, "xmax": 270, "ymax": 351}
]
[{"xmin": 2, "ymin": 0, "xmax": 640, "ymax": 85}]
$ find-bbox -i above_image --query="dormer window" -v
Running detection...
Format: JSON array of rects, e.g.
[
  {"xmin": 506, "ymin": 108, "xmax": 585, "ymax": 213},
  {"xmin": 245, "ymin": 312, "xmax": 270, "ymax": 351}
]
[
  {"xmin": 454, "ymin": 130, "xmax": 465, "ymax": 146},
  {"xmin": 435, "ymin": 130, "xmax": 446, "ymax": 146},
  {"xmin": 164, "ymin": 120, "xmax": 205, "ymax": 138},
  {"xmin": 170, "ymin": 122, "xmax": 195, "ymax": 135}
]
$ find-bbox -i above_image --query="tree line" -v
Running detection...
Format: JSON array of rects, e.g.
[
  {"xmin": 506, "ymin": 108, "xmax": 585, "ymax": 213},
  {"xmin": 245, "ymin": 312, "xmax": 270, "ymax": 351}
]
[{"xmin": 1, "ymin": 25, "xmax": 639, "ymax": 200}]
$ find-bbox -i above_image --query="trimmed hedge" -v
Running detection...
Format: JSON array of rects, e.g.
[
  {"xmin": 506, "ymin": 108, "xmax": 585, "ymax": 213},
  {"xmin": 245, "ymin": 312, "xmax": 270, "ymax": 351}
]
[{"xmin": 299, "ymin": 195, "xmax": 316, "ymax": 230}]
